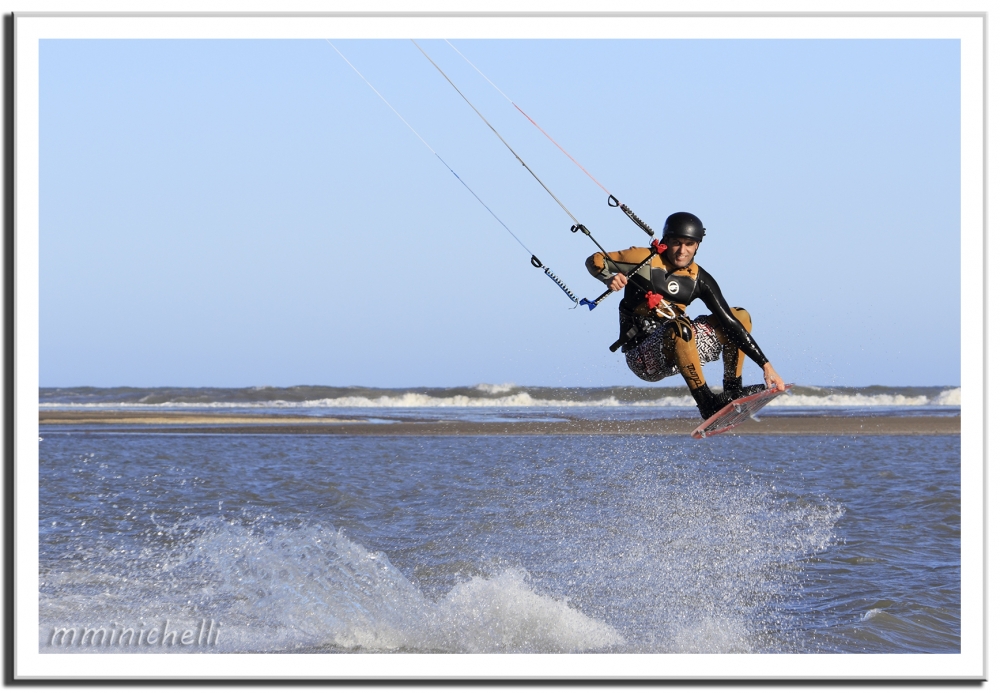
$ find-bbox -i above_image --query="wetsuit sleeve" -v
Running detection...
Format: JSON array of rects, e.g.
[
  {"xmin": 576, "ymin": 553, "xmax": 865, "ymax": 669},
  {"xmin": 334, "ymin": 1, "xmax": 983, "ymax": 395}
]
[
  {"xmin": 696, "ymin": 268, "xmax": 769, "ymax": 368},
  {"xmin": 586, "ymin": 247, "xmax": 655, "ymax": 285}
]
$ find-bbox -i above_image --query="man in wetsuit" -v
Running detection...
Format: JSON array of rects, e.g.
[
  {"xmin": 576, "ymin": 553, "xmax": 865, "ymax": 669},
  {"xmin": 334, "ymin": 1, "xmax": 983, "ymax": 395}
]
[{"xmin": 586, "ymin": 212, "xmax": 785, "ymax": 419}]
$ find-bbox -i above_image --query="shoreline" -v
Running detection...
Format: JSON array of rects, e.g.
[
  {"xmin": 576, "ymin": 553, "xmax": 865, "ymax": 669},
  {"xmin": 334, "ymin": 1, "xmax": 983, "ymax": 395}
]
[{"xmin": 38, "ymin": 410, "xmax": 961, "ymax": 436}]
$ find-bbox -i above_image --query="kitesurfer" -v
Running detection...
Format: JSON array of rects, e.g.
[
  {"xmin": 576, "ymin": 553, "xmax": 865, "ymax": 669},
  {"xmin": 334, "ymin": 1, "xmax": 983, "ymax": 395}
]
[{"xmin": 586, "ymin": 212, "xmax": 785, "ymax": 419}]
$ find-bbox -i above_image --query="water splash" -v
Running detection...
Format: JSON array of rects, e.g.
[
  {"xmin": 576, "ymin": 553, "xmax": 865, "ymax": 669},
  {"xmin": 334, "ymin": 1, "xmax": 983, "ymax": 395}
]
[
  {"xmin": 570, "ymin": 444, "xmax": 845, "ymax": 653},
  {"xmin": 40, "ymin": 521, "xmax": 622, "ymax": 653}
]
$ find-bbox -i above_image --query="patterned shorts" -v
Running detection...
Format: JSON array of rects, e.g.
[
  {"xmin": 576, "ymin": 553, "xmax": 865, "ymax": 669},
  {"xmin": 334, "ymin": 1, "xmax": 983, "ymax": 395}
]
[{"xmin": 623, "ymin": 315, "xmax": 723, "ymax": 382}]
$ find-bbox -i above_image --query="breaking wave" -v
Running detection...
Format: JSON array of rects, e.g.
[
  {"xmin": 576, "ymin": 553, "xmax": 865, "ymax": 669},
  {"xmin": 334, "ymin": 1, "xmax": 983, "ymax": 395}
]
[
  {"xmin": 780, "ymin": 387, "xmax": 960, "ymax": 408},
  {"xmin": 39, "ymin": 385, "xmax": 960, "ymax": 410}
]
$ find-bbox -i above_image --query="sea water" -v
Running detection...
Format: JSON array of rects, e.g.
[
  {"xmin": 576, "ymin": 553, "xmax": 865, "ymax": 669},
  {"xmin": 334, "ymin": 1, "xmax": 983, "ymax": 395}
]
[{"xmin": 38, "ymin": 386, "xmax": 960, "ymax": 654}]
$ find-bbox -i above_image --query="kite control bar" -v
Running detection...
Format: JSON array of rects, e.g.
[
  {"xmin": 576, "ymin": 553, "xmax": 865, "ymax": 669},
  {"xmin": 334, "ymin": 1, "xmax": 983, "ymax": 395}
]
[
  {"xmin": 578, "ymin": 238, "xmax": 668, "ymax": 311},
  {"xmin": 579, "ymin": 247, "xmax": 656, "ymax": 311}
]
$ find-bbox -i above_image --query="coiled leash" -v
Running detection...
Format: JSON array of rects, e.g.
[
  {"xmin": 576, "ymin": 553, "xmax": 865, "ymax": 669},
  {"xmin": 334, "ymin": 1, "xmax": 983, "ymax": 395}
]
[
  {"xmin": 327, "ymin": 40, "xmax": 581, "ymax": 307},
  {"xmin": 530, "ymin": 256, "xmax": 579, "ymax": 304}
]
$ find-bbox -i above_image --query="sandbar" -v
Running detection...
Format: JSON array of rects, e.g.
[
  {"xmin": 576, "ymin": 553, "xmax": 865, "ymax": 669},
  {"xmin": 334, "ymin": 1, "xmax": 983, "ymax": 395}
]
[{"xmin": 38, "ymin": 410, "xmax": 960, "ymax": 436}]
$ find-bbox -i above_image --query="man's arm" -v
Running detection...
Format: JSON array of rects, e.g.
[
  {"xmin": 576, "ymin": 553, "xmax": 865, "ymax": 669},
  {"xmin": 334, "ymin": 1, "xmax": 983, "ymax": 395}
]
[
  {"xmin": 697, "ymin": 269, "xmax": 785, "ymax": 390},
  {"xmin": 586, "ymin": 247, "xmax": 657, "ymax": 285}
]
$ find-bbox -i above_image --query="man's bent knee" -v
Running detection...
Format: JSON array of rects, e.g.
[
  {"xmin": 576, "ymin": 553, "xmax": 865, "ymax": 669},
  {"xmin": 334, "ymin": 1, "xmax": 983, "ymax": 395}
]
[{"xmin": 731, "ymin": 307, "xmax": 752, "ymax": 332}]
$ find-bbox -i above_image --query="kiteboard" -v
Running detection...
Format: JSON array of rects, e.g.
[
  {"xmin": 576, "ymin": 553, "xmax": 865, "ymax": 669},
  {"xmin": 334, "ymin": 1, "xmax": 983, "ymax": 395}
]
[{"xmin": 691, "ymin": 384, "xmax": 792, "ymax": 439}]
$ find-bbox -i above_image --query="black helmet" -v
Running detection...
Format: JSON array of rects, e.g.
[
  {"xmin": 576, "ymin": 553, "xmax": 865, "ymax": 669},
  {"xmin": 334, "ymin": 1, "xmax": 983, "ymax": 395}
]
[{"xmin": 662, "ymin": 212, "xmax": 706, "ymax": 242}]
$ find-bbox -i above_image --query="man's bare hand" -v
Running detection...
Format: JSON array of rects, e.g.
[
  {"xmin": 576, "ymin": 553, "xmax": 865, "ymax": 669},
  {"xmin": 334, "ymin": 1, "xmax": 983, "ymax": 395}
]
[
  {"xmin": 609, "ymin": 273, "xmax": 628, "ymax": 291},
  {"xmin": 763, "ymin": 363, "xmax": 786, "ymax": 391}
]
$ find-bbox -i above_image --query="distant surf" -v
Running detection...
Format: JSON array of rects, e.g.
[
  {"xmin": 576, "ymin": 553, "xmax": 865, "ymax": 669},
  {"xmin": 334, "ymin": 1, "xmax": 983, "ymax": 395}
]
[{"xmin": 39, "ymin": 385, "xmax": 960, "ymax": 410}]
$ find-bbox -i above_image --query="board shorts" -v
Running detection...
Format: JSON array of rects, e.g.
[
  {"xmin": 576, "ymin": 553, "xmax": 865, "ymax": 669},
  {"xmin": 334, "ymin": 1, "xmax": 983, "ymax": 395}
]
[{"xmin": 623, "ymin": 315, "xmax": 723, "ymax": 383}]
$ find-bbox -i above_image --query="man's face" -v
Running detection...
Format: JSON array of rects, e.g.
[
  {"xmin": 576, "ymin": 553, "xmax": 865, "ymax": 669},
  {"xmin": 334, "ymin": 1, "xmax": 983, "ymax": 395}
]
[{"xmin": 665, "ymin": 237, "xmax": 699, "ymax": 268}]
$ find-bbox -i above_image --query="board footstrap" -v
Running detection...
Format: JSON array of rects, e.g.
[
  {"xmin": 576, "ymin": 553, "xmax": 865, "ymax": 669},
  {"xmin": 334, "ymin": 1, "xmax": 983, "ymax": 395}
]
[{"xmin": 692, "ymin": 384, "xmax": 793, "ymax": 439}]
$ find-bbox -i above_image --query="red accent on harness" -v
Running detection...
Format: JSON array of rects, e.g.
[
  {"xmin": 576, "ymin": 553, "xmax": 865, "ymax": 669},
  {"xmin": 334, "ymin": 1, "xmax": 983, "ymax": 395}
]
[
  {"xmin": 645, "ymin": 291, "xmax": 663, "ymax": 310},
  {"xmin": 650, "ymin": 239, "xmax": 668, "ymax": 254}
]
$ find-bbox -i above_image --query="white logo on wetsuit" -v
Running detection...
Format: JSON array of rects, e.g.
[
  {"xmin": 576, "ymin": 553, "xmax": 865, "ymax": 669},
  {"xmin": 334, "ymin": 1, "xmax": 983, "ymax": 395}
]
[{"xmin": 666, "ymin": 280, "xmax": 680, "ymax": 295}]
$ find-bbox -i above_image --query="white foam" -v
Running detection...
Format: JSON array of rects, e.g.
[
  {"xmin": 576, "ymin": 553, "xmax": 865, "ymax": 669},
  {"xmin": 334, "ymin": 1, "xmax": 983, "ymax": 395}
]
[
  {"xmin": 39, "ymin": 388, "xmax": 962, "ymax": 409},
  {"xmin": 932, "ymin": 388, "xmax": 961, "ymax": 406},
  {"xmin": 38, "ymin": 394, "xmax": 693, "ymax": 409},
  {"xmin": 861, "ymin": 608, "xmax": 884, "ymax": 622},
  {"xmin": 39, "ymin": 523, "xmax": 622, "ymax": 654},
  {"xmin": 38, "ymin": 387, "xmax": 960, "ymax": 410},
  {"xmin": 779, "ymin": 393, "xmax": 929, "ymax": 407},
  {"xmin": 773, "ymin": 388, "xmax": 961, "ymax": 408},
  {"xmin": 474, "ymin": 383, "xmax": 518, "ymax": 395},
  {"xmin": 436, "ymin": 569, "xmax": 622, "ymax": 653}
]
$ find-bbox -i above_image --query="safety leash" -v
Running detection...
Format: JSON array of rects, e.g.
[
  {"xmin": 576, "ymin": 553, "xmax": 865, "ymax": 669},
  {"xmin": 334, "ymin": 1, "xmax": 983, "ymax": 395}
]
[
  {"xmin": 326, "ymin": 40, "xmax": 580, "ymax": 307},
  {"xmin": 443, "ymin": 40, "xmax": 656, "ymax": 238}
]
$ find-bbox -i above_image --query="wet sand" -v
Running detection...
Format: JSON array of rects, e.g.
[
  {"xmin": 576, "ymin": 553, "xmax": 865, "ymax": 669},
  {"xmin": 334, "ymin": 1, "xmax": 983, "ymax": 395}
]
[
  {"xmin": 39, "ymin": 411, "xmax": 365, "ymax": 426},
  {"xmin": 39, "ymin": 410, "xmax": 960, "ymax": 436}
]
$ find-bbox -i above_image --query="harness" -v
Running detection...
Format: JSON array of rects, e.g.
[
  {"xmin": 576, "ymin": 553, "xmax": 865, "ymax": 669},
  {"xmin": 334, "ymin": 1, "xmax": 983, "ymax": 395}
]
[
  {"xmin": 601, "ymin": 240, "xmax": 694, "ymax": 352},
  {"xmin": 611, "ymin": 304, "xmax": 694, "ymax": 353}
]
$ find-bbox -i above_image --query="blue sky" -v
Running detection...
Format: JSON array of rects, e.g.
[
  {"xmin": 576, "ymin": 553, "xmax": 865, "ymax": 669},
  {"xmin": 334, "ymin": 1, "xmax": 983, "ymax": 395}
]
[{"xmin": 39, "ymin": 38, "xmax": 959, "ymax": 388}]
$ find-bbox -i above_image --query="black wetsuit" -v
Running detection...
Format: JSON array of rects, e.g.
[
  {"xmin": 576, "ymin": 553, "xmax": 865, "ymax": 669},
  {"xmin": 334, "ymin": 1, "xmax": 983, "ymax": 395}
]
[
  {"xmin": 622, "ymin": 262, "xmax": 768, "ymax": 369},
  {"xmin": 586, "ymin": 245, "xmax": 770, "ymax": 392}
]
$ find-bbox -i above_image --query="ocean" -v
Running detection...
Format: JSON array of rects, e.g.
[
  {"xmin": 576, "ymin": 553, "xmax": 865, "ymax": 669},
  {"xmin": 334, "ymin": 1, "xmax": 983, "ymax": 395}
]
[
  {"xmin": 39, "ymin": 383, "xmax": 961, "ymax": 421},
  {"xmin": 38, "ymin": 385, "xmax": 961, "ymax": 655}
]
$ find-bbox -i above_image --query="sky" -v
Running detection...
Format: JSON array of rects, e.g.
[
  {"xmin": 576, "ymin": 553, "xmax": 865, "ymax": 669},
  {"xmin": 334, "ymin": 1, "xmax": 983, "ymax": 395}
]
[{"xmin": 39, "ymin": 38, "xmax": 960, "ymax": 388}]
